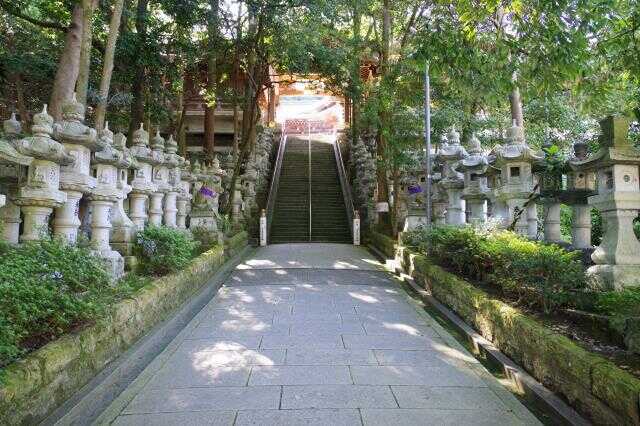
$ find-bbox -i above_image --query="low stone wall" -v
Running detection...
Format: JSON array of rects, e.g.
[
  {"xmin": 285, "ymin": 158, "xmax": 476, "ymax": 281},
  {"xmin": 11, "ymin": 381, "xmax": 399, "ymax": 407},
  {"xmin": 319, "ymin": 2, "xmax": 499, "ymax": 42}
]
[
  {"xmin": 224, "ymin": 230, "xmax": 249, "ymax": 259},
  {"xmin": 364, "ymin": 230, "xmax": 396, "ymax": 259},
  {"xmin": 400, "ymin": 249, "xmax": 640, "ymax": 425},
  {"xmin": 0, "ymin": 239, "xmax": 244, "ymax": 425}
]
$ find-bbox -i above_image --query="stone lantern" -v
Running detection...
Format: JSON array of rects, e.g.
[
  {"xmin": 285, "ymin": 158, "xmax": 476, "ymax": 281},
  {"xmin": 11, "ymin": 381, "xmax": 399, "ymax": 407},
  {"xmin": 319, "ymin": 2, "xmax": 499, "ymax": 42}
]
[
  {"xmin": 14, "ymin": 105, "xmax": 74, "ymax": 242},
  {"xmin": 1, "ymin": 113, "xmax": 32, "ymax": 242},
  {"xmin": 190, "ymin": 161, "xmax": 219, "ymax": 232},
  {"xmin": 493, "ymin": 121, "xmax": 541, "ymax": 235},
  {"xmin": 232, "ymin": 178, "xmax": 244, "ymax": 224},
  {"xmin": 177, "ymin": 160, "xmax": 194, "ymax": 230},
  {"xmin": 89, "ymin": 124, "xmax": 125, "ymax": 278},
  {"xmin": 436, "ymin": 129, "xmax": 467, "ymax": 225},
  {"xmin": 458, "ymin": 134, "xmax": 489, "ymax": 224},
  {"xmin": 111, "ymin": 132, "xmax": 139, "ymax": 268},
  {"xmin": 566, "ymin": 140, "xmax": 597, "ymax": 249},
  {"xmin": 149, "ymin": 130, "xmax": 169, "ymax": 226},
  {"xmin": 572, "ymin": 116, "xmax": 640, "ymax": 290},
  {"xmin": 534, "ymin": 140, "xmax": 566, "ymax": 243},
  {"xmin": 242, "ymin": 163, "xmax": 258, "ymax": 214},
  {"xmin": 52, "ymin": 95, "xmax": 105, "ymax": 243},
  {"xmin": 163, "ymin": 135, "xmax": 182, "ymax": 228},
  {"xmin": 128, "ymin": 124, "xmax": 158, "ymax": 229}
]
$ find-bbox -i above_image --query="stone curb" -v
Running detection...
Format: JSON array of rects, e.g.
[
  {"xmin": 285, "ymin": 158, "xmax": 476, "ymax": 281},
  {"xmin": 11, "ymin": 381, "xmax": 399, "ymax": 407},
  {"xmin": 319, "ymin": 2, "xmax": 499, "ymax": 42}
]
[{"xmin": 0, "ymin": 232, "xmax": 248, "ymax": 426}]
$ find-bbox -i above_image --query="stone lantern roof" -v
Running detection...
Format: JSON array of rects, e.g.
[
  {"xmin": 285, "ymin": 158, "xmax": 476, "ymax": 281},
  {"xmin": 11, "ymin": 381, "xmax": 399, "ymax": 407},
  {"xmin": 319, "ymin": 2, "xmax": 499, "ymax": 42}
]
[
  {"xmin": 93, "ymin": 123, "xmax": 125, "ymax": 167},
  {"xmin": 53, "ymin": 94, "xmax": 104, "ymax": 151},
  {"xmin": 493, "ymin": 121, "xmax": 542, "ymax": 165},
  {"xmin": 14, "ymin": 105, "xmax": 74, "ymax": 166}
]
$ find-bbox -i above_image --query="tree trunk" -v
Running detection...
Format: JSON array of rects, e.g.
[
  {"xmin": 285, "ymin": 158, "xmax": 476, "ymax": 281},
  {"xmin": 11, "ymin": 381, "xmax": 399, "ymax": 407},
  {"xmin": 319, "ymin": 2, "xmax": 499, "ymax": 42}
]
[
  {"xmin": 509, "ymin": 85, "xmax": 524, "ymax": 127},
  {"xmin": 204, "ymin": 0, "xmax": 220, "ymax": 159},
  {"xmin": 13, "ymin": 73, "xmax": 30, "ymax": 128},
  {"xmin": 76, "ymin": 0, "xmax": 98, "ymax": 107},
  {"xmin": 231, "ymin": 1, "xmax": 243, "ymax": 161},
  {"xmin": 128, "ymin": 0, "xmax": 149, "ymax": 140},
  {"xmin": 94, "ymin": 0, "xmax": 125, "ymax": 131},
  {"xmin": 50, "ymin": 4, "xmax": 84, "ymax": 121}
]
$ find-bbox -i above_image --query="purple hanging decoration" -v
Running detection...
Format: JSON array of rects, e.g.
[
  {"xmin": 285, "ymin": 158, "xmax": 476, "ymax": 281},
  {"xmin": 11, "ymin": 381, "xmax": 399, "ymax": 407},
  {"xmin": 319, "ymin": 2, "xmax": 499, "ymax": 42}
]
[
  {"xmin": 199, "ymin": 186, "xmax": 216, "ymax": 198},
  {"xmin": 407, "ymin": 184, "xmax": 423, "ymax": 195}
]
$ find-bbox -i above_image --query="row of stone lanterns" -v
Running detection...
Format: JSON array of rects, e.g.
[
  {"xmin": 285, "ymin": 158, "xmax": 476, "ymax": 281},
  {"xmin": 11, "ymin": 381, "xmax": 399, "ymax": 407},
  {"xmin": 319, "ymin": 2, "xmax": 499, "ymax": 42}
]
[
  {"xmin": 0, "ymin": 96, "xmax": 275, "ymax": 280},
  {"xmin": 348, "ymin": 116, "xmax": 640, "ymax": 291}
]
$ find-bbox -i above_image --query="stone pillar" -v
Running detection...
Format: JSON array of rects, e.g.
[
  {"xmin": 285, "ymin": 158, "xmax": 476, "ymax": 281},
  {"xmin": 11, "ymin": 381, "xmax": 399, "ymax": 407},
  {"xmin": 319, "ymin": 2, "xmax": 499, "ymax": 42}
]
[
  {"xmin": 53, "ymin": 94, "xmax": 103, "ymax": 243},
  {"xmin": 527, "ymin": 203, "xmax": 538, "ymax": 239},
  {"xmin": 13, "ymin": 105, "xmax": 72, "ymax": 242},
  {"xmin": 492, "ymin": 121, "xmax": 541, "ymax": 236},
  {"xmin": 542, "ymin": 201, "xmax": 561, "ymax": 242},
  {"xmin": 163, "ymin": 135, "xmax": 182, "ymax": 228},
  {"xmin": 232, "ymin": 179, "xmax": 243, "ymax": 224},
  {"xmin": 149, "ymin": 130, "xmax": 168, "ymax": 227},
  {"xmin": 89, "ymin": 124, "xmax": 125, "ymax": 278},
  {"xmin": 468, "ymin": 199, "xmax": 487, "ymax": 223},
  {"xmin": 111, "ymin": 132, "xmax": 139, "ymax": 268},
  {"xmin": 578, "ymin": 116, "xmax": 640, "ymax": 290},
  {"xmin": 0, "ymin": 200, "xmax": 21, "ymax": 243},
  {"xmin": 436, "ymin": 129, "xmax": 468, "ymax": 226},
  {"xmin": 128, "ymin": 124, "xmax": 157, "ymax": 229},
  {"xmin": 572, "ymin": 204, "xmax": 592, "ymax": 249}
]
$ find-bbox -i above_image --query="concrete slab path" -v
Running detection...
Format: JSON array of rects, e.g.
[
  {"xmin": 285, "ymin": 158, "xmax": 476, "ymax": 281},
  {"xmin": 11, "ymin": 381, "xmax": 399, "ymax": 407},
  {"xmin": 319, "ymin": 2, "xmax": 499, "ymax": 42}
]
[{"xmin": 99, "ymin": 244, "xmax": 540, "ymax": 426}]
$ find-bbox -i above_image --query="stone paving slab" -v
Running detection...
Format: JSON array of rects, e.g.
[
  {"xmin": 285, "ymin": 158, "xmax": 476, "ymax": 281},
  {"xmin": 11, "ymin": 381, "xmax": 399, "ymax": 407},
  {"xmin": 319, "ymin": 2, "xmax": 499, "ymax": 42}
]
[
  {"xmin": 350, "ymin": 365, "xmax": 486, "ymax": 387},
  {"xmin": 249, "ymin": 365, "xmax": 352, "ymax": 385},
  {"xmin": 123, "ymin": 386, "xmax": 281, "ymax": 414},
  {"xmin": 285, "ymin": 348, "xmax": 377, "ymax": 365},
  {"xmin": 235, "ymin": 409, "xmax": 362, "ymax": 426},
  {"xmin": 361, "ymin": 408, "xmax": 525, "ymax": 425},
  {"xmin": 280, "ymin": 385, "xmax": 398, "ymax": 409},
  {"xmin": 105, "ymin": 244, "xmax": 539, "ymax": 426},
  {"xmin": 112, "ymin": 411, "xmax": 236, "ymax": 426}
]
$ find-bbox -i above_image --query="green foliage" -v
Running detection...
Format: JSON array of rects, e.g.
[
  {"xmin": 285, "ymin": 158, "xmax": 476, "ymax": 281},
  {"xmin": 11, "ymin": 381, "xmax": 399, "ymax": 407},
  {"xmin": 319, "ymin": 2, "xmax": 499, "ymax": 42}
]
[
  {"xmin": 597, "ymin": 288, "xmax": 640, "ymax": 319},
  {"xmin": 190, "ymin": 226, "xmax": 219, "ymax": 255},
  {"xmin": 134, "ymin": 226, "xmax": 198, "ymax": 276},
  {"xmin": 404, "ymin": 226, "xmax": 586, "ymax": 313},
  {"xmin": 0, "ymin": 239, "xmax": 112, "ymax": 367}
]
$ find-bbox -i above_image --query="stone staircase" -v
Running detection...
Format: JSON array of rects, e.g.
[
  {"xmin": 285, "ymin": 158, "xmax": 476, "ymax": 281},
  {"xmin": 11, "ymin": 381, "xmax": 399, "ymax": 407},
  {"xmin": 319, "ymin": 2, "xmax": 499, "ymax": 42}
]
[{"xmin": 270, "ymin": 136, "xmax": 351, "ymax": 244}]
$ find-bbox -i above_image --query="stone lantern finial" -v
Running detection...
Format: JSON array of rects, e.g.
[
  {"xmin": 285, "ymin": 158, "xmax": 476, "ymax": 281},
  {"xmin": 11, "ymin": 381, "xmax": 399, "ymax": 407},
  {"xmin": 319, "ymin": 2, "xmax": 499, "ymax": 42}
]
[
  {"xmin": 132, "ymin": 123, "xmax": 149, "ymax": 147},
  {"xmin": 151, "ymin": 129, "xmax": 165, "ymax": 151},
  {"xmin": 32, "ymin": 104, "xmax": 54, "ymax": 136},
  {"xmin": 61, "ymin": 92, "xmax": 86, "ymax": 122},
  {"xmin": 447, "ymin": 128, "xmax": 461, "ymax": 145},
  {"xmin": 4, "ymin": 112, "xmax": 22, "ymax": 138},
  {"xmin": 573, "ymin": 140, "xmax": 589, "ymax": 160},
  {"xmin": 468, "ymin": 134, "xmax": 482, "ymax": 154},
  {"xmin": 165, "ymin": 134, "xmax": 178, "ymax": 154}
]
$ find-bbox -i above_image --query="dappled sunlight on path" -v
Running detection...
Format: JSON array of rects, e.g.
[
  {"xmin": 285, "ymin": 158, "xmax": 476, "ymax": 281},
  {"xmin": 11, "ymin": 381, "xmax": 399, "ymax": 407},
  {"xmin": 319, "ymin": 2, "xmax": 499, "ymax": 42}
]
[{"xmin": 107, "ymin": 244, "xmax": 539, "ymax": 426}]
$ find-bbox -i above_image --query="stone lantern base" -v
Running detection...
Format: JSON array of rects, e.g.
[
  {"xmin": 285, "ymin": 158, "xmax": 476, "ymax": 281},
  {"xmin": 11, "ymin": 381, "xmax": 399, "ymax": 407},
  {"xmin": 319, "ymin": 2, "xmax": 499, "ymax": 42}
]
[
  {"xmin": 587, "ymin": 264, "xmax": 640, "ymax": 291},
  {"xmin": 403, "ymin": 213, "xmax": 429, "ymax": 231}
]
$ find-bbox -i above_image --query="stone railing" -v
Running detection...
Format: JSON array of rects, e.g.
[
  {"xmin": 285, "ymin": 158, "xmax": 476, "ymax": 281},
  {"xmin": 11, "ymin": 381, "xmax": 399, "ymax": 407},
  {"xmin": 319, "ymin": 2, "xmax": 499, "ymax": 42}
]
[
  {"xmin": 0, "ymin": 96, "xmax": 275, "ymax": 278},
  {"xmin": 349, "ymin": 117, "xmax": 640, "ymax": 292}
]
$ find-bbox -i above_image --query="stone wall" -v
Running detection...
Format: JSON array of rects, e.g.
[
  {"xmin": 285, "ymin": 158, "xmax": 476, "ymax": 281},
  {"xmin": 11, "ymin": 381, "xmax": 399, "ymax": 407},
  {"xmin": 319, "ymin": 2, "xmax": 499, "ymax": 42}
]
[
  {"xmin": 398, "ymin": 246, "xmax": 640, "ymax": 424},
  {"xmin": 0, "ymin": 237, "xmax": 246, "ymax": 425}
]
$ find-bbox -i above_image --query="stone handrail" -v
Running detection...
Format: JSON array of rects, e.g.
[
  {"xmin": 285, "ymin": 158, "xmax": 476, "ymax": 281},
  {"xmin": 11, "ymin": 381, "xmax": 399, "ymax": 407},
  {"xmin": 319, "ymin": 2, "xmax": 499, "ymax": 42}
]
[{"xmin": 333, "ymin": 131, "xmax": 355, "ymax": 239}]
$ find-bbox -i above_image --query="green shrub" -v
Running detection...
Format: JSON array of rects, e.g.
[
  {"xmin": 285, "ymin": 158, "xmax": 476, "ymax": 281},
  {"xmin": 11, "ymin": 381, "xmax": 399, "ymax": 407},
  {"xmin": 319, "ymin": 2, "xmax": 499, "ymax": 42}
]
[
  {"xmin": 134, "ymin": 226, "xmax": 198, "ymax": 276},
  {"xmin": 597, "ymin": 288, "xmax": 640, "ymax": 318},
  {"xmin": 0, "ymin": 239, "xmax": 112, "ymax": 367},
  {"xmin": 191, "ymin": 226, "xmax": 219, "ymax": 255},
  {"xmin": 405, "ymin": 226, "xmax": 586, "ymax": 313}
]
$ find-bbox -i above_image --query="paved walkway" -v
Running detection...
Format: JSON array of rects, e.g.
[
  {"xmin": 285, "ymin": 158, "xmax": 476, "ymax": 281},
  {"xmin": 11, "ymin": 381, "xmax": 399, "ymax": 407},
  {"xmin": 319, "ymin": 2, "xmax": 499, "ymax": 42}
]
[{"xmin": 101, "ymin": 244, "xmax": 539, "ymax": 425}]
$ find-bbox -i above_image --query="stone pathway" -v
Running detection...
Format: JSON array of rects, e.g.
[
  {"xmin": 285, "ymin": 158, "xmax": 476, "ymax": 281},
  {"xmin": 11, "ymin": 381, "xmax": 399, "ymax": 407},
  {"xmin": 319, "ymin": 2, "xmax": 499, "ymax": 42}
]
[{"xmin": 101, "ymin": 244, "xmax": 540, "ymax": 425}]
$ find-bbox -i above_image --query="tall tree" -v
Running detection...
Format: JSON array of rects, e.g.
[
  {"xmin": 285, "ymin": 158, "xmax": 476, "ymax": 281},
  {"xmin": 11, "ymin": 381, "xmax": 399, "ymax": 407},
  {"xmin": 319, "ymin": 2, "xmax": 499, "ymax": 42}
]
[
  {"xmin": 204, "ymin": 0, "xmax": 220, "ymax": 159},
  {"xmin": 94, "ymin": 0, "xmax": 126, "ymax": 131},
  {"xmin": 128, "ymin": 0, "xmax": 149, "ymax": 138}
]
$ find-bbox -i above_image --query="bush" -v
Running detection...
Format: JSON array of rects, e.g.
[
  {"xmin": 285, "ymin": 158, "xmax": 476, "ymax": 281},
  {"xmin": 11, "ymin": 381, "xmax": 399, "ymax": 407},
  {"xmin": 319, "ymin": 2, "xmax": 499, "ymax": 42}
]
[
  {"xmin": 0, "ymin": 239, "xmax": 112, "ymax": 367},
  {"xmin": 405, "ymin": 226, "xmax": 586, "ymax": 313},
  {"xmin": 134, "ymin": 226, "xmax": 198, "ymax": 276},
  {"xmin": 597, "ymin": 288, "xmax": 640, "ymax": 318}
]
